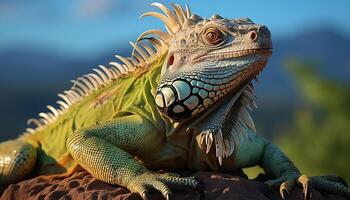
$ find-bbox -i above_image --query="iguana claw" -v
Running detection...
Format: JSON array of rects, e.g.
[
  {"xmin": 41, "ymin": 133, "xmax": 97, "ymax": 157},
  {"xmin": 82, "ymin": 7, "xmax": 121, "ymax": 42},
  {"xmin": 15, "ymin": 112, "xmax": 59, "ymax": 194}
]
[
  {"xmin": 266, "ymin": 174, "xmax": 350, "ymax": 199},
  {"xmin": 141, "ymin": 191, "xmax": 149, "ymax": 200},
  {"xmin": 127, "ymin": 172, "xmax": 200, "ymax": 200},
  {"xmin": 298, "ymin": 175, "xmax": 311, "ymax": 200},
  {"xmin": 280, "ymin": 179, "xmax": 295, "ymax": 200}
]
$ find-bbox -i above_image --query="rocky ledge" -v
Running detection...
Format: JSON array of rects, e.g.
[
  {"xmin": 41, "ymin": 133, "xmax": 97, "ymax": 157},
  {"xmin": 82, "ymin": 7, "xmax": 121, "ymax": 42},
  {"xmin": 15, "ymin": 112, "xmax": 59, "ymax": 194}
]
[{"xmin": 0, "ymin": 169, "xmax": 346, "ymax": 200}]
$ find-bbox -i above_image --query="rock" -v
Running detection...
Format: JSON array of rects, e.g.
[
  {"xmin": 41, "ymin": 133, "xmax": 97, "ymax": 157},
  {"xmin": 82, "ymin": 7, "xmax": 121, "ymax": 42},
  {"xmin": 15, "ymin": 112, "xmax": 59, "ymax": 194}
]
[{"xmin": 0, "ymin": 169, "xmax": 346, "ymax": 200}]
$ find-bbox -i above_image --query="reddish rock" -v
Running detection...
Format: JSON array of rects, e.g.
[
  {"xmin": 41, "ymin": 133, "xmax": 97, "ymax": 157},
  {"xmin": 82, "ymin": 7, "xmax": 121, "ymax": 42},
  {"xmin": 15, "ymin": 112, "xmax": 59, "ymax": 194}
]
[{"xmin": 0, "ymin": 170, "xmax": 346, "ymax": 200}]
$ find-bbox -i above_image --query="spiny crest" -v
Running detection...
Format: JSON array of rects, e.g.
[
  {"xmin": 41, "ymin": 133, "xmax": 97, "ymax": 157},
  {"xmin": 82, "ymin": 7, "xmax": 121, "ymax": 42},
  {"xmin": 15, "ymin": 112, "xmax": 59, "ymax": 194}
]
[
  {"xmin": 137, "ymin": 3, "xmax": 202, "ymax": 44},
  {"xmin": 23, "ymin": 2, "xmax": 187, "ymax": 135}
]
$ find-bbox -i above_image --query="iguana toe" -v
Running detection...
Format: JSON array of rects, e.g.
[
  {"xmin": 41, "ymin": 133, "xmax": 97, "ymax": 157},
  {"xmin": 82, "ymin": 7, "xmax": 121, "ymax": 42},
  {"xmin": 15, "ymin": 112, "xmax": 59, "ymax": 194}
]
[
  {"xmin": 266, "ymin": 174, "xmax": 312, "ymax": 200},
  {"xmin": 127, "ymin": 172, "xmax": 200, "ymax": 200},
  {"xmin": 279, "ymin": 179, "xmax": 295, "ymax": 200},
  {"xmin": 140, "ymin": 191, "xmax": 149, "ymax": 200},
  {"xmin": 266, "ymin": 174, "xmax": 350, "ymax": 199},
  {"xmin": 298, "ymin": 174, "xmax": 311, "ymax": 200}
]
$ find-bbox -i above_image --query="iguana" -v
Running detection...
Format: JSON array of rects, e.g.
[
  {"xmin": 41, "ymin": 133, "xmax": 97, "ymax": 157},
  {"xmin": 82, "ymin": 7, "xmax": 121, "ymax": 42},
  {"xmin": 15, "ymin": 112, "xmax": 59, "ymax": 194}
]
[{"xmin": 0, "ymin": 2, "xmax": 349, "ymax": 200}]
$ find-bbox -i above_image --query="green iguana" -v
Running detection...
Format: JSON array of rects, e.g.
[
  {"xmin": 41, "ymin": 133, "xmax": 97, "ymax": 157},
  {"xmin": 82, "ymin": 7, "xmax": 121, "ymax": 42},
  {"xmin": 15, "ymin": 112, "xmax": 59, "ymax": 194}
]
[{"xmin": 0, "ymin": 2, "xmax": 349, "ymax": 200}]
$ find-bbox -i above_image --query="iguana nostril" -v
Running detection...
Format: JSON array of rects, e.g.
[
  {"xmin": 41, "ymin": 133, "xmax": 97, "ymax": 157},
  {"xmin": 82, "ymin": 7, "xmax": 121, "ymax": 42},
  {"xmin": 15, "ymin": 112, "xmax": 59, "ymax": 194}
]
[
  {"xmin": 168, "ymin": 55, "xmax": 175, "ymax": 66},
  {"xmin": 249, "ymin": 31, "xmax": 258, "ymax": 41}
]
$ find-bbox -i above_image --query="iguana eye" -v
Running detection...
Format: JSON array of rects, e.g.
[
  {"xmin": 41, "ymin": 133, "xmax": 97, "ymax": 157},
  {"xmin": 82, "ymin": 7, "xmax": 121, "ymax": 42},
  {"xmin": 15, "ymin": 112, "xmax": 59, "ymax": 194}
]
[{"xmin": 203, "ymin": 27, "xmax": 225, "ymax": 46}]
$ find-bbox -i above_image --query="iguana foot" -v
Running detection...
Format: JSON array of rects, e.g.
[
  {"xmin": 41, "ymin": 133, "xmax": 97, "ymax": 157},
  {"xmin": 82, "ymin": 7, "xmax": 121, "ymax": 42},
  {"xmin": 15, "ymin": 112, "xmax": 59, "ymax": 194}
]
[
  {"xmin": 265, "ymin": 174, "xmax": 350, "ymax": 200},
  {"xmin": 127, "ymin": 172, "xmax": 201, "ymax": 200}
]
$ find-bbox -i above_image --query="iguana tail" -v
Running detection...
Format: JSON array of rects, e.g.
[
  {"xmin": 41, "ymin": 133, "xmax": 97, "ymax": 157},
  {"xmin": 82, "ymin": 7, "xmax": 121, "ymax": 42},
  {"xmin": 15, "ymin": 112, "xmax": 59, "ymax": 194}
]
[{"xmin": 0, "ymin": 138, "xmax": 37, "ymax": 185}]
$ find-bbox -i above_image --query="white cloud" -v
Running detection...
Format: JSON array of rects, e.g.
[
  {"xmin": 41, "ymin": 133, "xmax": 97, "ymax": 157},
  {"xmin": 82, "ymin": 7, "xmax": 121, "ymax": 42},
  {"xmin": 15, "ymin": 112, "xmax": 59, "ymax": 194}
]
[
  {"xmin": 78, "ymin": 0, "xmax": 114, "ymax": 18},
  {"xmin": 76, "ymin": 0, "xmax": 148, "ymax": 20}
]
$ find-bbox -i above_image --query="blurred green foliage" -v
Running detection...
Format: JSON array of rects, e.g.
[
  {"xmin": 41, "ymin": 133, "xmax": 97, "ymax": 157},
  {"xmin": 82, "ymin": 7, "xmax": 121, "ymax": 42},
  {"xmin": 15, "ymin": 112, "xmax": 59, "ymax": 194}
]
[{"xmin": 278, "ymin": 59, "xmax": 350, "ymax": 181}]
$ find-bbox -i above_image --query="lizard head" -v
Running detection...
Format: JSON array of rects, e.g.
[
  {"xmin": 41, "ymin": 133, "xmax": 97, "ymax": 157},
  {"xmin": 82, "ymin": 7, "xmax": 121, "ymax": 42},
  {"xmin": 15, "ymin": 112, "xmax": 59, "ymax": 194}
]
[{"xmin": 139, "ymin": 3, "xmax": 272, "ymax": 122}]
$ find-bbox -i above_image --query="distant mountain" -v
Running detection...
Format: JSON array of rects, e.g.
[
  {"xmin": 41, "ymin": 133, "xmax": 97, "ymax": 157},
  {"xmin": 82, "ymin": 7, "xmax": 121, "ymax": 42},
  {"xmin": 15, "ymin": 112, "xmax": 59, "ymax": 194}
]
[
  {"xmin": 254, "ymin": 27, "xmax": 350, "ymax": 137},
  {"xmin": 258, "ymin": 27, "xmax": 350, "ymax": 99},
  {"xmin": 0, "ymin": 46, "xmax": 132, "ymax": 87},
  {"xmin": 0, "ymin": 26, "xmax": 349, "ymax": 140},
  {"xmin": 0, "ymin": 45, "xmax": 131, "ymax": 140}
]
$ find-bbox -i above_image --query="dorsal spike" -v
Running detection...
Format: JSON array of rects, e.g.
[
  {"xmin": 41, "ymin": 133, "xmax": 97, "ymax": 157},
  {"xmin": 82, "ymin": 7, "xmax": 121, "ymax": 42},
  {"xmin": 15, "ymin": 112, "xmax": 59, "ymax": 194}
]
[
  {"xmin": 185, "ymin": 4, "xmax": 191, "ymax": 19},
  {"xmin": 39, "ymin": 112, "xmax": 54, "ymax": 122},
  {"xmin": 56, "ymin": 100, "xmax": 69, "ymax": 109},
  {"xmin": 71, "ymin": 80, "xmax": 90, "ymax": 94},
  {"xmin": 26, "ymin": 128, "xmax": 36, "ymax": 134},
  {"xmin": 88, "ymin": 73, "xmax": 104, "ymax": 85},
  {"xmin": 109, "ymin": 62, "xmax": 127, "ymax": 74},
  {"xmin": 67, "ymin": 90, "xmax": 81, "ymax": 100},
  {"xmin": 77, "ymin": 77, "xmax": 94, "ymax": 91},
  {"xmin": 164, "ymin": 25, "xmax": 174, "ymax": 35},
  {"xmin": 144, "ymin": 37, "xmax": 164, "ymax": 51},
  {"xmin": 63, "ymin": 91, "xmax": 77, "ymax": 102},
  {"xmin": 130, "ymin": 41, "xmax": 149, "ymax": 60},
  {"xmin": 137, "ymin": 29, "xmax": 170, "ymax": 42},
  {"xmin": 27, "ymin": 118, "xmax": 42, "ymax": 127},
  {"xmin": 171, "ymin": 3, "xmax": 186, "ymax": 25},
  {"xmin": 93, "ymin": 68, "xmax": 109, "ymax": 82},
  {"xmin": 132, "ymin": 52, "xmax": 145, "ymax": 63},
  {"xmin": 108, "ymin": 67, "xmax": 118, "ymax": 78},
  {"xmin": 58, "ymin": 93, "xmax": 73, "ymax": 105},
  {"xmin": 114, "ymin": 55, "xmax": 135, "ymax": 70},
  {"xmin": 47, "ymin": 112, "xmax": 56, "ymax": 120},
  {"xmin": 190, "ymin": 14, "xmax": 203, "ymax": 21},
  {"xmin": 99, "ymin": 65, "xmax": 114, "ymax": 80},
  {"xmin": 71, "ymin": 90, "xmax": 81, "ymax": 98},
  {"xmin": 138, "ymin": 41, "xmax": 156, "ymax": 56},
  {"xmin": 39, "ymin": 118, "xmax": 49, "ymax": 125},
  {"xmin": 150, "ymin": 2, "xmax": 180, "ymax": 32},
  {"xmin": 210, "ymin": 14, "xmax": 223, "ymax": 20},
  {"xmin": 140, "ymin": 12, "xmax": 175, "ymax": 35},
  {"xmin": 71, "ymin": 86, "xmax": 85, "ymax": 96},
  {"xmin": 47, "ymin": 105, "xmax": 60, "ymax": 117},
  {"xmin": 83, "ymin": 75, "xmax": 99, "ymax": 89}
]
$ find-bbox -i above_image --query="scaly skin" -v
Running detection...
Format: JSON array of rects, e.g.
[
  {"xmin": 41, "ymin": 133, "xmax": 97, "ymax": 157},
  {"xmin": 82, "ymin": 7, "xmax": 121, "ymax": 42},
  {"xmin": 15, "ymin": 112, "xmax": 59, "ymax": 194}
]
[{"xmin": 0, "ymin": 2, "xmax": 349, "ymax": 200}]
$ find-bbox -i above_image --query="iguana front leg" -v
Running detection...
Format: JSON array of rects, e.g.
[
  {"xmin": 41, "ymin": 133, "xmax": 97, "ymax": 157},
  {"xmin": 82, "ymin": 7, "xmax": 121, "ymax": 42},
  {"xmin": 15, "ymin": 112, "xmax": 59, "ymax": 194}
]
[
  {"xmin": 67, "ymin": 115, "xmax": 200, "ymax": 200},
  {"xmin": 0, "ymin": 139, "xmax": 37, "ymax": 185},
  {"xmin": 261, "ymin": 140, "xmax": 350, "ymax": 199},
  {"xmin": 233, "ymin": 131, "xmax": 349, "ymax": 199}
]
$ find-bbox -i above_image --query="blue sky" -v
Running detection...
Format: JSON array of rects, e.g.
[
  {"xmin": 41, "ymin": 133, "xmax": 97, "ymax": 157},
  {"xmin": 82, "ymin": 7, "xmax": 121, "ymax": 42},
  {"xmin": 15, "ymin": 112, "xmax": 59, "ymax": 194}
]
[{"xmin": 1, "ymin": 0, "xmax": 349, "ymax": 55}]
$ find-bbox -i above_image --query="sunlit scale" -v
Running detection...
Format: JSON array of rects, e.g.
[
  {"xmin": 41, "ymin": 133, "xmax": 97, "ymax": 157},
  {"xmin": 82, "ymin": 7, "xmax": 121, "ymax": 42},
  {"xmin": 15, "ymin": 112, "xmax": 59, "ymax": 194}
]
[
  {"xmin": 156, "ymin": 75, "xmax": 235, "ymax": 120},
  {"xmin": 160, "ymin": 87, "xmax": 175, "ymax": 107},
  {"xmin": 198, "ymin": 89, "xmax": 208, "ymax": 98},
  {"xmin": 172, "ymin": 80, "xmax": 191, "ymax": 100},
  {"xmin": 184, "ymin": 96, "xmax": 199, "ymax": 110},
  {"xmin": 155, "ymin": 60, "xmax": 266, "ymax": 121},
  {"xmin": 155, "ymin": 94, "xmax": 164, "ymax": 108},
  {"xmin": 173, "ymin": 105, "xmax": 185, "ymax": 113}
]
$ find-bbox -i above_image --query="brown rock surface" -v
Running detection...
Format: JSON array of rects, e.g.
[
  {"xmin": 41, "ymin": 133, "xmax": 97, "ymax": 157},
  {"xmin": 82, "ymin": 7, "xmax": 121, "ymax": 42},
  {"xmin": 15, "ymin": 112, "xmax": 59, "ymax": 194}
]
[{"xmin": 0, "ymin": 169, "xmax": 346, "ymax": 200}]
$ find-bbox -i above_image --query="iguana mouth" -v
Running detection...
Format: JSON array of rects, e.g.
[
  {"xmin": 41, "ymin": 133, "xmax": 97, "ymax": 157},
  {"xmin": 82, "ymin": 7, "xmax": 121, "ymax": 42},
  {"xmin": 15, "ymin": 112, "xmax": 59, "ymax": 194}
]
[
  {"xmin": 155, "ymin": 57, "xmax": 269, "ymax": 122},
  {"xmin": 196, "ymin": 60, "xmax": 265, "ymax": 121},
  {"xmin": 194, "ymin": 48, "xmax": 272, "ymax": 63}
]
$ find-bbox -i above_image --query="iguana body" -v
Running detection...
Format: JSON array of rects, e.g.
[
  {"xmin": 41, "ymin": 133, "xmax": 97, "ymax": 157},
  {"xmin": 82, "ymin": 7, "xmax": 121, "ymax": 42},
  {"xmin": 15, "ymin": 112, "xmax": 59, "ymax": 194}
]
[{"xmin": 1, "ymin": 3, "xmax": 349, "ymax": 199}]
